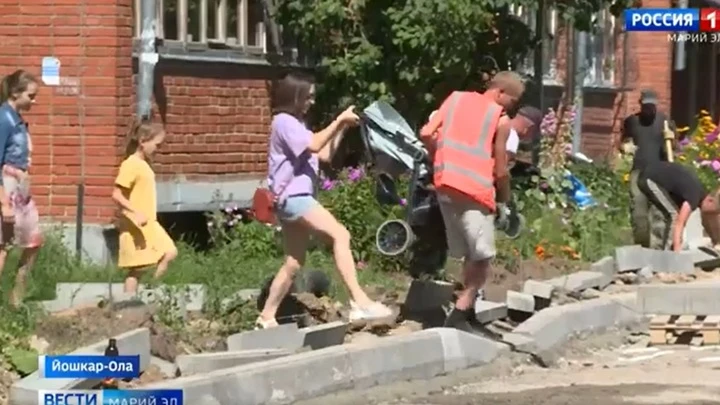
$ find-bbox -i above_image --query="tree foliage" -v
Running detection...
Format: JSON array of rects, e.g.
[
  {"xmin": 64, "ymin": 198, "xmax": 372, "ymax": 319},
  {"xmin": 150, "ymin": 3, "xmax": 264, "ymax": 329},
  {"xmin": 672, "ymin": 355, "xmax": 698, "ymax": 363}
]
[{"xmin": 274, "ymin": 0, "xmax": 633, "ymax": 128}]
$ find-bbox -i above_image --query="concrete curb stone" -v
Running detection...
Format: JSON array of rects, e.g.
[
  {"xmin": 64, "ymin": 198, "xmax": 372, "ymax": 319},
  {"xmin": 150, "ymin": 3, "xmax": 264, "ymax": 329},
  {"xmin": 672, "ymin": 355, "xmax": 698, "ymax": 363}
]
[
  {"xmin": 299, "ymin": 321, "xmax": 348, "ymax": 350},
  {"xmin": 142, "ymin": 328, "xmax": 507, "ymax": 405},
  {"xmin": 505, "ymin": 292, "xmax": 643, "ymax": 356},
  {"xmin": 545, "ymin": 271, "xmax": 612, "ymax": 293},
  {"xmin": 590, "ymin": 255, "xmax": 616, "ymax": 277},
  {"xmin": 176, "ymin": 349, "xmax": 292, "ymax": 375},
  {"xmin": 11, "ymin": 328, "xmax": 151, "ymax": 405},
  {"xmin": 226, "ymin": 323, "xmax": 304, "ymax": 351},
  {"xmin": 637, "ymin": 282, "xmax": 720, "ymax": 315}
]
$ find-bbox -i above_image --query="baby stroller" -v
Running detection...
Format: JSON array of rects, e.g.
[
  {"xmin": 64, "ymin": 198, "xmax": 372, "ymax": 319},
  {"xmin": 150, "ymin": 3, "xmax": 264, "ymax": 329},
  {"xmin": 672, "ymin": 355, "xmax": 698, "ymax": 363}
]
[
  {"xmin": 357, "ymin": 100, "xmax": 447, "ymax": 277},
  {"xmin": 357, "ymin": 100, "xmax": 525, "ymax": 277}
]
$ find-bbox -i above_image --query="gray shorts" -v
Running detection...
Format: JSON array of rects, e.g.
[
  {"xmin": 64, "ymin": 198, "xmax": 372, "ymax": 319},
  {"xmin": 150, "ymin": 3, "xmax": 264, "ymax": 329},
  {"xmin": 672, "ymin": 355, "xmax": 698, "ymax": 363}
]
[{"xmin": 438, "ymin": 193, "xmax": 496, "ymax": 261}]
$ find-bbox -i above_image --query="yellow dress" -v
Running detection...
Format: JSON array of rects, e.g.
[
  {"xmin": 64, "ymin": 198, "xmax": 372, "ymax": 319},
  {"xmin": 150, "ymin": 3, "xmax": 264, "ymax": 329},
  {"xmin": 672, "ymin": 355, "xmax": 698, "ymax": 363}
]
[{"xmin": 114, "ymin": 154, "xmax": 175, "ymax": 269}]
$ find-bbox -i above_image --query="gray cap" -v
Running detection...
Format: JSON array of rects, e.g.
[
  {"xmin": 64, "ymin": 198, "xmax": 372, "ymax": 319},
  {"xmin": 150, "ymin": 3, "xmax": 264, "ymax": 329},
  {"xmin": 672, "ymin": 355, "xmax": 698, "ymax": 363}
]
[{"xmin": 640, "ymin": 89, "xmax": 658, "ymax": 105}]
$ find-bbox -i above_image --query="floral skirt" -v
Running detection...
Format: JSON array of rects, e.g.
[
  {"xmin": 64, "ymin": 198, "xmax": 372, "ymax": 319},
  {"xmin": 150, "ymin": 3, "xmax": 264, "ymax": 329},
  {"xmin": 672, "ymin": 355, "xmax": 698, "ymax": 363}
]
[{"xmin": 1, "ymin": 165, "xmax": 43, "ymax": 248}]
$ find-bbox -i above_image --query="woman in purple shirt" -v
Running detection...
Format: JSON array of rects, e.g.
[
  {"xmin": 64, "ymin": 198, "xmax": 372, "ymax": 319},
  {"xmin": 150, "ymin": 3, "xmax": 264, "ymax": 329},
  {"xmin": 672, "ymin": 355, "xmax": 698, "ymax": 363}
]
[{"xmin": 256, "ymin": 73, "xmax": 392, "ymax": 328}]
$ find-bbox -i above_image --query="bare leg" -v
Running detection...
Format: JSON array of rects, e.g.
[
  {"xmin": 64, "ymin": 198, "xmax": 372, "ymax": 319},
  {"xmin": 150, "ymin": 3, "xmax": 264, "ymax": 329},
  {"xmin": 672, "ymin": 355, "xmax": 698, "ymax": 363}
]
[
  {"xmin": 297, "ymin": 205, "xmax": 374, "ymax": 307},
  {"xmin": 454, "ymin": 258, "xmax": 490, "ymax": 311},
  {"xmin": 124, "ymin": 269, "xmax": 143, "ymax": 294},
  {"xmin": 0, "ymin": 248, "xmax": 9, "ymax": 279},
  {"xmin": 10, "ymin": 246, "xmax": 39, "ymax": 307},
  {"xmin": 153, "ymin": 247, "xmax": 178, "ymax": 280},
  {"xmin": 258, "ymin": 221, "xmax": 309, "ymax": 324}
]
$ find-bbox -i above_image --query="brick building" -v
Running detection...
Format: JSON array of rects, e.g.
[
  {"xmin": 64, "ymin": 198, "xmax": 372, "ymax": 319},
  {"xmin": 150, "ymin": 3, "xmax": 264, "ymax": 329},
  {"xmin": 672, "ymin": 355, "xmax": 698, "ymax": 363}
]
[{"xmin": 0, "ymin": 0, "xmax": 716, "ymax": 262}]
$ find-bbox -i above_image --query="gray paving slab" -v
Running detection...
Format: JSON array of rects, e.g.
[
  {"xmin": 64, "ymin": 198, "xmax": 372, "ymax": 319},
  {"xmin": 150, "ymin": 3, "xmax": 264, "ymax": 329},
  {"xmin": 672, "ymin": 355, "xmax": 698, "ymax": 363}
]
[
  {"xmin": 509, "ymin": 292, "xmax": 642, "ymax": 353},
  {"xmin": 522, "ymin": 280, "xmax": 554, "ymax": 299},
  {"xmin": 176, "ymin": 349, "xmax": 291, "ymax": 375},
  {"xmin": 688, "ymin": 247, "xmax": 720, "ymax": 269},
  {"xmin": 590, "ymin": 255, "xmax": 616, "ymax": 277},
  {"xmin": 642, "ymin": 249, "xmax": 694, "ymax": 274},
  {"xmin": 615, "ymin": 245, "xmax": 648, "ymax": 272},
  {"xmin": 52, "ymin": 282, "xmax": 206, "ymax": 312},
  {"xmin": 142, "ymin": 328, "xmax": 507, "ymax": 405},
  {"xmin": 226, "ymin": 323, "xmax": 304, "ymax": 351},
  {"xmin": 474, "ymin": 299, "xmax": 508, "ymax": 324},
  {"xmin": 546, "ymin": 271, "xmax": 612, "ymax": 293},
  {"xmin": 637, "ymin": 283, "xmax": 720, "ymax": 315},
  {"xmin": 11, "ymin": 328, "xmax": 151, "ymax": 405},
  {"xmin": 506, "ymin": 291, "xmax": 534, "ymax": 313},
  {"xmin": 403, "ymin": 280, "xmax": 454, "ymax": 313},
  {"xmin": 300, "ymin": 321, "xmax": 348, "ymax": 350}
]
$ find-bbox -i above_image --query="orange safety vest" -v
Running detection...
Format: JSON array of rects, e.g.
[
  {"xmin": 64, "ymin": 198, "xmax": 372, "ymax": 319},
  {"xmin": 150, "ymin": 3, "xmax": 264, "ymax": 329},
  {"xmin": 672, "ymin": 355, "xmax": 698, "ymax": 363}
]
[{"xmin": 431, "ymin": 91, "xmax": 503, "ymax": 212}]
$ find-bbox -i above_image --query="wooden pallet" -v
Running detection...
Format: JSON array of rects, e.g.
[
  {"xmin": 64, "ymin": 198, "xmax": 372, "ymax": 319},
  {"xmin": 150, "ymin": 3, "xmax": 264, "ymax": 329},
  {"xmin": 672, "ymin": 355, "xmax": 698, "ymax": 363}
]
[{"xmin": 649, "ymin": 315, "xmax": 720, "ymax": 345}]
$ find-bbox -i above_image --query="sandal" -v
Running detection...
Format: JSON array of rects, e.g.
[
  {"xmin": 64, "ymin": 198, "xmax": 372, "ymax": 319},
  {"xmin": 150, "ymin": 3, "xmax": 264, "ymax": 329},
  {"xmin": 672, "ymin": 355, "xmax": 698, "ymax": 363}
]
[{"xmin": 254, "ymin": 317, "xmax": 279, "ymax": 330}]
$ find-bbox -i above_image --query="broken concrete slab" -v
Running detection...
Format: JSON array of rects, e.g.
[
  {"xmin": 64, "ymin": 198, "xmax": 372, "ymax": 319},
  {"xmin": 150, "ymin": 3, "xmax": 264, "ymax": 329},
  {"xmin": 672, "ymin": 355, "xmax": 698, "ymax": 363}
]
[
  {"xmin": 546, "ymin": 271, "xmax": 612, "ymax": 293},
  {"xmin": 642, "ymin": 249, "xmax": 694, "ymax": 274},
  {"xmin": 226, "ymin": 323, "xmax": 304, "ymax": 351},
  {"xmin": 522, "ymin": 280, "xmax": 553, "ymax": 310},
  {"xmin": 142, "ymin": 328, "xmax": 508, "ymax": 405},
  {"xmin": 151, "ymin": 356, "xmax": 179, "ymax": 378},
  {"xmin": 299, "ymin": 321, "xmax": 348, "ymax": 350},
  {"xmin": 637, "ymin": 283, "xmax": 720, "ymax": 315},
  {"xmin": 685, "ymin": 209, "xmax": 705, "ymax": 249},
  {"xmin": 220, "ymin": 289, "xmax": 261, "ymax": 311},
  {"xmin": 474, "ymin": 299, "xmax": 508, "ymax": 324},
  {"xmin": 52, "ymin": 282, "xmax": 206, "ymax": 312},
  {"xmin": 688, "ymin": 247, "xmax": 720, "ymax": 270},
  {"xmin": 11, "ymin": 328, "xmax": 151, "ymax": 405},
  {"xmin": 509, "ymin": 292, "xmax": 643, "ymax": 354},
  {"xmin": 522, "ymin": 280, "xmax": 554, "ymax": 299},
  {"xmin": 176, "ymin": 349, "xmax": 291, "ymax": 375},
  {"xmin": 403, "ymin": 280, "xmax": 454, "ymax": 313},
  {"xmin": 506, "ymin": 291, "xmax": 534, "ymax": 313},
  {"xmin": 591, "ymin": 256, "xmax": 616, "ymax": 277},
  {"xmin": 615, "ymin": 245, "xmax": 648, "ymax": 272}
]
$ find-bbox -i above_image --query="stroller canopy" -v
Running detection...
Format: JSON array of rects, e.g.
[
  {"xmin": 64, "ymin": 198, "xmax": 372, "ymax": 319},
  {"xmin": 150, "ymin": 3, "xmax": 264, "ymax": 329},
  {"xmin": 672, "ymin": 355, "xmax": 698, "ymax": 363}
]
[{"xmin": 362, "ymin": 101, "xmax": 429, "ymax": 173}]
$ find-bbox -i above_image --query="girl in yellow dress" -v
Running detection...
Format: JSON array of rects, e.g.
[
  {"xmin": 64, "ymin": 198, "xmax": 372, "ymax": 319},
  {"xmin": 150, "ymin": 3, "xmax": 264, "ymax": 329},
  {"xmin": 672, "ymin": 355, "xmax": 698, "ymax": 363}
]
[{"xmin": 111, "ymin": 120, "xmax": 178, "ymax": 294}]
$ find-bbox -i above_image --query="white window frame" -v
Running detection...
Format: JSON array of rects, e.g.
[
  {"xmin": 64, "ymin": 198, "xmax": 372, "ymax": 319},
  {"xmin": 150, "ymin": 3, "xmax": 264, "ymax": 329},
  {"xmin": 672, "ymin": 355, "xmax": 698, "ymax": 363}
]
[
  {"xmin": 509, "ymin": 5, "xmax": 560, "ymax": 85},
  {"xmin": 583, "ymin": 9, "xmax": 617, "ymax": 88},
  {"xmin": 133, "ymin": 0, "xmax": 270, "ymax": 52}
]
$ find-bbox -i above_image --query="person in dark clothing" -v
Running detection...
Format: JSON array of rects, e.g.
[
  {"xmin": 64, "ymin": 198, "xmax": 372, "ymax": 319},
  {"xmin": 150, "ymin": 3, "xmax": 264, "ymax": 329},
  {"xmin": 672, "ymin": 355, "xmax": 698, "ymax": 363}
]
[
  {"xmin": 638, "ymin": 161, "xmax": 720, "ymax": 251},
  {"xmin": 620, "ymin": 89, "xmax": 676, "ymax": 248}
]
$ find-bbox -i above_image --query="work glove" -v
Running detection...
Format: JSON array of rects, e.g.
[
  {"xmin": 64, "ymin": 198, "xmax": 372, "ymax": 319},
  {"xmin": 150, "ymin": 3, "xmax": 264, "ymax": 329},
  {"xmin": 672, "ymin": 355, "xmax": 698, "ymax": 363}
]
[{"xmin": 495, "ymin": 203, "xmax": 510, "ymax": 230}]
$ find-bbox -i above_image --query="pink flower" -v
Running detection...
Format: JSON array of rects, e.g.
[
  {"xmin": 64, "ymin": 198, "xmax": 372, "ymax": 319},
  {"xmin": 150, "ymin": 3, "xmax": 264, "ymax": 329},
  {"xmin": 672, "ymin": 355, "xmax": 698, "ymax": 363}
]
[
  {"xmin": 357, "ymin": 261, "xmax": 367, "ymax": 270},
  {"xmin": 399, "ymin": 198, "xmax": 407, "ymax": 206},
  {"xmin": 712, "ymin": 160, "xmax": 720, "ymax": 172},
  {"xmin": 700, "ymin": 160, "xmax": 712, "ymax": 167},
  {"xmin": 348, "ymin": 167, "xmax": 364, "ymax": 182},
  {"xmin": 321, "ymin": 178, "xmax": 336, "ymax": 191}
]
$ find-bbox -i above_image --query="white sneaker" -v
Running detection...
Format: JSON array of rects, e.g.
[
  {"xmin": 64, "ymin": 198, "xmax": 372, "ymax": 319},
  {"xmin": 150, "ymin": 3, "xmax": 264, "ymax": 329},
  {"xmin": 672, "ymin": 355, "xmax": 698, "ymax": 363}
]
[{"xmin": 348, "ymin": 301, "xmax": 393, "ymax": 322}]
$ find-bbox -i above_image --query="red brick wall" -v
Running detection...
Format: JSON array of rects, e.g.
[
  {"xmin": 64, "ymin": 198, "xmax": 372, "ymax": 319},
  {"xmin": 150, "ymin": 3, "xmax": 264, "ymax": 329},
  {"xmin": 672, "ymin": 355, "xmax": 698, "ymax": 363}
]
[
  {"xmin": 547, "ymin": 0, "xmax": 673, "ymax": 161},
  {"xmin": 140, "ymin": 61, "xmax": 272, "ymax": 182},
  {"xmin": 0, "ymin": 0, "xmax": 134, "ymax": 223}
]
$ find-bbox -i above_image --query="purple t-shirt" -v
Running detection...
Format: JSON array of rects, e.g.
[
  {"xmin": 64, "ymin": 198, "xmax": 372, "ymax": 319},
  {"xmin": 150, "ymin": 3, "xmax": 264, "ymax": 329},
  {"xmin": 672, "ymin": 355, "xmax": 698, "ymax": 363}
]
[{"xmin": 267, "ymin": 113, "xmax": 319, "ymax": 201}]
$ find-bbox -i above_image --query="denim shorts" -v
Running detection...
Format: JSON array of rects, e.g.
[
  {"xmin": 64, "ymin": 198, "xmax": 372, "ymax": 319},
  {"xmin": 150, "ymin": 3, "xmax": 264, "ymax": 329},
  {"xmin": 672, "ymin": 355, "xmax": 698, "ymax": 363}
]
[{"xmin": 277, "ymin": 195, "xmax": 319, "ymax": 222}]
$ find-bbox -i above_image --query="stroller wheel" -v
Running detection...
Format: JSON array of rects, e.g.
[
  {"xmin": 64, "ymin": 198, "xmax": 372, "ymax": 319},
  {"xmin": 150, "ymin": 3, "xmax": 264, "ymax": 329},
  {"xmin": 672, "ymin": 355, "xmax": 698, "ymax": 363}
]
[
  {"xmin": 376, "ymin": 219, "xmax": 414, "ymax": 256},
  {"xmin": 505, "ymin": 212, "xmax": 526, "ymax": 240}
]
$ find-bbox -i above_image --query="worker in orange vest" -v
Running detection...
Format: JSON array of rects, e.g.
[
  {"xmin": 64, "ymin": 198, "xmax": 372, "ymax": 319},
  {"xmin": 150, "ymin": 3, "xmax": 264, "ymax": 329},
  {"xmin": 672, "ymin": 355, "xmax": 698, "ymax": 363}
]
[{"xmin": 420, "ymin": 71, "xmax": 525, "ymax": 334}]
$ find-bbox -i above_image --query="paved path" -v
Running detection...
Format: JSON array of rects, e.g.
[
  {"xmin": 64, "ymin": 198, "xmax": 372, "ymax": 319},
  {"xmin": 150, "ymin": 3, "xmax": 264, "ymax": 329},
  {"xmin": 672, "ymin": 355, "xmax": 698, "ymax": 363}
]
[{"xmin": 301, "ymin": 331, "xmax": 720, "ymax": 405}]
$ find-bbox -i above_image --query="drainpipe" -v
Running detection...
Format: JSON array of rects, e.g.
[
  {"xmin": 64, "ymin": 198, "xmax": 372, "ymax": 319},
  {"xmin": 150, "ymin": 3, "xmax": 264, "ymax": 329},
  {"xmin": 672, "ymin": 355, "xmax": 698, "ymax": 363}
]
[
  {"xmin": 571, "ymin": 30, "xmax": 587, "ymax": 154},
  {"xmin": 137, "ymin": 0, "xmax": 158, "ymax": 119},
  {"xmin": 674, "ymin": 0, "xmax": 688, "ymax": 71},
  {"xmin": 532, "ymin": 0, "xmax": 545, "ymax": 166}
]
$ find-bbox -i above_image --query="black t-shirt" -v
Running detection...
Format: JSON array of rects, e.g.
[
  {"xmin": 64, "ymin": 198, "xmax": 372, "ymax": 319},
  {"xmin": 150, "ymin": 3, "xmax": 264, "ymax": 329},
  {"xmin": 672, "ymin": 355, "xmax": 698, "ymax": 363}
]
[
  {"xmin": 642, "ymin": 161, "xmax": 707, "ymax": 210},
  {"xmin": 622, "ymin": 112, "xmax": 670, "ymax": 171}
]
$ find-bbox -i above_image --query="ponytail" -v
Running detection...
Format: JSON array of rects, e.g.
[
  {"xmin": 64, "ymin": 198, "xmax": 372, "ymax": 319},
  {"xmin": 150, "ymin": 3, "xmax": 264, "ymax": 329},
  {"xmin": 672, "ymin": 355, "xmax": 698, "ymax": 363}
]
[{"xmin": 124, "ymin": 118, "xmax": 164, "ymax": 158}]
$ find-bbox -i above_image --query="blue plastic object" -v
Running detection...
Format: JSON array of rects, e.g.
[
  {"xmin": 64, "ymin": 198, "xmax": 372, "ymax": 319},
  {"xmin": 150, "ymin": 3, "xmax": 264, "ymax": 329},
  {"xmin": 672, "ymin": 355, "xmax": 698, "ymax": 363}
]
[{"xmin": 564, "ymin": 171, "xmax": 596, "ymax": 209}]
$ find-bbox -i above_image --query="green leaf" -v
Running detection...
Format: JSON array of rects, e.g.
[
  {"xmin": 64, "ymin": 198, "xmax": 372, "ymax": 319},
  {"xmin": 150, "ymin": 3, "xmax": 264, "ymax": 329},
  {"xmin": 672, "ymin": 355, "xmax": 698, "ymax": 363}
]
[{"xmin": 7, "ymin": 347, "xmax": 38, "ymax": 375}]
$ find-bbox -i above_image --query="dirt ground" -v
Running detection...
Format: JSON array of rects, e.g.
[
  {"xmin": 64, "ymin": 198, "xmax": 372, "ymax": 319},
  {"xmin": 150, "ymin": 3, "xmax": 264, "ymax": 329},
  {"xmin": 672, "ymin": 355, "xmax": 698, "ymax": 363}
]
[
  {"xmin": 483, "ymin": 258, "xmax": 587, "ymax": 302},
  {"xmin": 301, "ymin": 327, "xmax": 720, "ymax": 405}
]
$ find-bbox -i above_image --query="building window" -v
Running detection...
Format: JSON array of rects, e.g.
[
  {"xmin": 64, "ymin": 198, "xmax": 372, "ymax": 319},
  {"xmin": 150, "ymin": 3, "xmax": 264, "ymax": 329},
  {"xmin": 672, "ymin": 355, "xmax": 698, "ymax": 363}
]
[
  {"xmin": 509, "ymin": 5, "xmax": 559, "ymax": 85},
  {"xmin": 133, "ymin": 0, "xmax": 269, "ymax": 52},
  {"xmin": 584, "ymin": 10, "xmax": 617, "ymax": 87}
]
